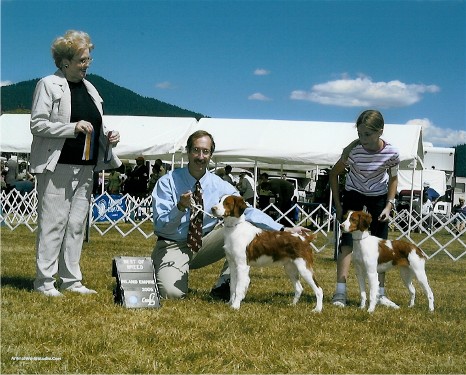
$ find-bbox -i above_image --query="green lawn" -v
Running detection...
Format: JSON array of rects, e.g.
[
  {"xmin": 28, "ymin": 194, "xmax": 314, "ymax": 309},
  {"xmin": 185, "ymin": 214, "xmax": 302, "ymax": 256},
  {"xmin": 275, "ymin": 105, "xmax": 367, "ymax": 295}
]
[{"xmin": 1, "ymin": 226, "xmax": 465, "ymax": 374}]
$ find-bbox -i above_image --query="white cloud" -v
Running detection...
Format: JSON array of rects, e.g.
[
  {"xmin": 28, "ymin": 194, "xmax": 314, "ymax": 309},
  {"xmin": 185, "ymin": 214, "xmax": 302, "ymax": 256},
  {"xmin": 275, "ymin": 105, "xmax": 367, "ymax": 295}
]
[
  {"xmin": 290, "ymin": 75, "xmax": 440, "ymax": 108},
  {"xmin": 248, "ymin": 92, "xmax": 272, "ymax": 101},
  {"xmin": 1, "ymin": 81, "xmax": 13, "ymax": 87},
  {"xmin": 155, "ymin": 81, "xmax": 176, "ymax": 89},
  {"xmin": 254, "ymin": 68, "xmax": 270, "ymax": 76},
  {"xmin": 406, "ymin": 118, "xmax": 466, "ymax": 147}
]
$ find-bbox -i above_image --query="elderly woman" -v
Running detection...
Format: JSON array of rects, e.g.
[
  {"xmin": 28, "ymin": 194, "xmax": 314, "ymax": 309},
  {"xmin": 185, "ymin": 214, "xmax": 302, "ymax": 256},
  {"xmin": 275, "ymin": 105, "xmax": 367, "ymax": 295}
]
[{"xmin": 30, "ymin": 30, "xmax": 121, "ymax": 297}]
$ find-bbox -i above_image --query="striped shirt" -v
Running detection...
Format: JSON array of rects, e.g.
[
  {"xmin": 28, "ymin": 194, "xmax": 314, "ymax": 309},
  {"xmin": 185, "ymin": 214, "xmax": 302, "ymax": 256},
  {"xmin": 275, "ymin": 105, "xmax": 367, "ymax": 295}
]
[{"xmin": 344, "ymin": 140, "xmax": 400, "ymax": 196}]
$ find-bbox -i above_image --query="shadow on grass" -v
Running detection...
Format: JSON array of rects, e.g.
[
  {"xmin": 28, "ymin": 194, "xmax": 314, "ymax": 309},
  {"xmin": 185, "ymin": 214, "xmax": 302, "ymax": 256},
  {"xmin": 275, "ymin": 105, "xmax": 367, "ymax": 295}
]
[{"xmin": 1, "ymin": 276, "xmax": 34, "ymax": 291}]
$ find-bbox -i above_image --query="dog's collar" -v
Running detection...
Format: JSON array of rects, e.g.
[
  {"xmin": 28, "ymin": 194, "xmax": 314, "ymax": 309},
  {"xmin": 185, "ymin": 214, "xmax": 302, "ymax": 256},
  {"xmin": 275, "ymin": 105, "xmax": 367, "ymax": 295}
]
[
  {"xmin": 224, "ymin": 222, "xmax": 241, "ymax": 228},
  {"xmin": 351, "ymin": 231, "xmax": 370, "ymax": 241}
]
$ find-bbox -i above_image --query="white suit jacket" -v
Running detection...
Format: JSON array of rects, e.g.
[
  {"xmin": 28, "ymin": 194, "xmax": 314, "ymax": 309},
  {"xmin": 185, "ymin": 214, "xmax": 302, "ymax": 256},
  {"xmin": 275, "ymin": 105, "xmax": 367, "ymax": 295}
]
[{"xmin": 30, "ymin": 69, "xmax": 121, "ymax": 174}]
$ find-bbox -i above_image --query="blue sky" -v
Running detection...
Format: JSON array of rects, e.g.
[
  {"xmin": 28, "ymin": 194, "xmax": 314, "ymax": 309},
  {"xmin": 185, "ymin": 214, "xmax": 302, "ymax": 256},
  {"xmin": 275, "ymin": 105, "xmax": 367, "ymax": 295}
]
[{"xmin": 2, "ymin": 0, "xmax": 465, "ymax": 147}]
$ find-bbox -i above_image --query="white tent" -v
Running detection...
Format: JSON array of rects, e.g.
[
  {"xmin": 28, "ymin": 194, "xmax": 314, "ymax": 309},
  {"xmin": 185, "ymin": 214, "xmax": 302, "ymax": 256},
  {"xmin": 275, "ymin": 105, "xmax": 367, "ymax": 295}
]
[
  {"xmin": 398, "ymin": 169, "xmax": 446, "ymax": 196},
  {"xmin": 196, "ymin": 118, "xmax": 424, "ymax": 170},
  {"xmin": 0, "ymin": 114, "xmax": 197, "ymax": 159},
  {"xmin": 103, "ymin": 115, "xmax": 197, "ymax": 160},
  {"xmin": 423, "ymin": 144, "xmax": 455, "ymax": 172},
  {"xmin": 1, "ymin": 114, "xmax": 424, "ymax": 169},
  {"xmin": 0, "ymin": 114, "xmax": 33, "ymax": 153}
]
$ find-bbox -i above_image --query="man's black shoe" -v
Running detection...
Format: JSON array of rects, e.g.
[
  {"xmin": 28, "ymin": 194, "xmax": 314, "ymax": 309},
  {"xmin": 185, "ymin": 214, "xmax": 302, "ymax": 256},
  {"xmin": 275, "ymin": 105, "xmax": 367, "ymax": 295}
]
[{"xmin": 209, "ymin": 280, "xmax": 230, "ymax": 302}]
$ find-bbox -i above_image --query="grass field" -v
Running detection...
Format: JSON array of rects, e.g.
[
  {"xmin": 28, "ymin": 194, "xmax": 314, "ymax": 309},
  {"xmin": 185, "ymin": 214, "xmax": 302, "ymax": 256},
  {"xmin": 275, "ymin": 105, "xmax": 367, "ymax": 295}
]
[{"xmin": 1, "ymin": 226, "xmax": 465, "ymax": 374}]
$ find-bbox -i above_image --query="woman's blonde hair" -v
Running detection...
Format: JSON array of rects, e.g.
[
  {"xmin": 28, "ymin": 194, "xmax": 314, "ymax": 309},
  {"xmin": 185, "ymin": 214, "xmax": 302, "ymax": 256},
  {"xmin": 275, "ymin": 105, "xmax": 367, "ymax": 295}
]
[{"xmin": 51, "ymin": 30, "xmax": 94, "ymax": 69}]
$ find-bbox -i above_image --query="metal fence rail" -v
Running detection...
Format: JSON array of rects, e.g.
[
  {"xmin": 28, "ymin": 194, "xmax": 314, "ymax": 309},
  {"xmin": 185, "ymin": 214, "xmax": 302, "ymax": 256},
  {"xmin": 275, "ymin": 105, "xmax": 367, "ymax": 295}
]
[{"xmin": 2, "ymin": 189, "xmax": 465, "ymax": 260}]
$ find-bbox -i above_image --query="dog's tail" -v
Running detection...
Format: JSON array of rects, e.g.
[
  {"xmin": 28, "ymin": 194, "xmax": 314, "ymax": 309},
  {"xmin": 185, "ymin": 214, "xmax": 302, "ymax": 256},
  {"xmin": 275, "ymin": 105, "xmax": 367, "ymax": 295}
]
[{"xmin": 302, "ymin": 232, "xmax": 317, "ymax": 245}]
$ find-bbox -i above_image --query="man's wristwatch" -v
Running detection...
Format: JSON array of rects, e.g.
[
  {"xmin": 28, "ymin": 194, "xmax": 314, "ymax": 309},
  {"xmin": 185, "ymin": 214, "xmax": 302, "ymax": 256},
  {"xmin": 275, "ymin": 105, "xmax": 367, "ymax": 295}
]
[{"xmin": 387, "ymin": 199, "xmax": 396, "ymax": 208}]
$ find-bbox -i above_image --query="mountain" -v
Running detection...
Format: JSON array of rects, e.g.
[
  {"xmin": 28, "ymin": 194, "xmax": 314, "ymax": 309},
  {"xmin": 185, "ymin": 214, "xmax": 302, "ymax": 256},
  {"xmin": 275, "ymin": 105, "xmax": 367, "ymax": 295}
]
[{"xmin": 0, "ymin": 74, "xmax": 206, "ymax": 120}]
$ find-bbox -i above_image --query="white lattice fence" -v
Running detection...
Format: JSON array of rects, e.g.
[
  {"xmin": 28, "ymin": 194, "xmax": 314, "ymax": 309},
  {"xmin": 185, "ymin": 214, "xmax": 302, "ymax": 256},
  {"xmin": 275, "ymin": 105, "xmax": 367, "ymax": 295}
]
[
  {"xmin": 1, "ymin": 188, "xmax": 465, "ymax": 260},
  {"xmin": 0, "ymin": 188, "xmax": 38, "ymax": 232},
  {"xmin": 389, "ymin": 209, "xmax": 466, "ymax": 261}
]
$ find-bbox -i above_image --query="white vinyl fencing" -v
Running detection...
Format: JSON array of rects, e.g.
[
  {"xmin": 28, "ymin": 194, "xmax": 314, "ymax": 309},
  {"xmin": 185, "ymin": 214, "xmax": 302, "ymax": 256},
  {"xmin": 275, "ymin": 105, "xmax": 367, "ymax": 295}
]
[{"xmin": 1, "ymin": 188, "xmax": 465, "ymax": 261}]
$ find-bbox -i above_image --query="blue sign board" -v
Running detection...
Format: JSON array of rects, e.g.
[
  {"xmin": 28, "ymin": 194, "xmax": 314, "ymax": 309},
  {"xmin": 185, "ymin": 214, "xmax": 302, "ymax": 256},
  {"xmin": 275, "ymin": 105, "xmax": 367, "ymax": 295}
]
[{"xmin": 92, "ymin": 194, "xmax": 126, "ymax": 222}]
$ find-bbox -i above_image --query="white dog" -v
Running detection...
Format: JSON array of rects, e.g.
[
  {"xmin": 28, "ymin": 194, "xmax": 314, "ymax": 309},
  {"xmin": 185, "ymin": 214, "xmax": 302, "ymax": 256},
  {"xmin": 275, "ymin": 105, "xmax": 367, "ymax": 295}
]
[
  {"xmin": 211, "ymin": 195, "xmax": 323, "ymax": 311},
  {"xmin": 340, "ymin": 210, "xmax": 434, "ymax": 313}
]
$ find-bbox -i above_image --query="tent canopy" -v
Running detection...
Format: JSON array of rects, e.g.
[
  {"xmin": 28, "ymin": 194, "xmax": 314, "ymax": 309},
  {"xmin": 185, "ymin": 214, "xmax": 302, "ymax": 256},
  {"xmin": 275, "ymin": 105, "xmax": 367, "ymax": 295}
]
[
  {"xmin": 196, "ymin": 118, "xmax": 424, "ymax": 170},
  {"xmin": 0, "ymin": 114, "xmax": 197, "ymax": 160},
  {"xmin": 0, "ymin": 114, "xmax": 32, "ymax": 153},
  {"xmin": 398, "ymin": 169, "xmax": 446, "ymax": 196},
  {"xmin": 1, "ymin": 114, "xmax": 423, "ymax": 170}
]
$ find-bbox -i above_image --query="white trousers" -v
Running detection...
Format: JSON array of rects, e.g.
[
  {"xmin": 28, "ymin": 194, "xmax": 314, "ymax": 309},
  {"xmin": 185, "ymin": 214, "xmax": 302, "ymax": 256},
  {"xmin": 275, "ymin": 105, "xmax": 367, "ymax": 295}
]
[
  {"xmin": 151, "ymin": 225, "xmax": 230, "ymax": 299},
  {"xmin": 34, "ymin": 164, "xmax": 93, "ymax": 291}
]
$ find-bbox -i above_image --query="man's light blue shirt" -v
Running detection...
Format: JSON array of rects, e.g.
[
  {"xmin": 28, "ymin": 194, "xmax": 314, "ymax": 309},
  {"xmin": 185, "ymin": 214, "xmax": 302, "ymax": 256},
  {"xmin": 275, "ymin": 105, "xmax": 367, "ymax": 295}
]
[{"xmin": 152, "ymin": 166, "xmax": 282, "ymax": 241}]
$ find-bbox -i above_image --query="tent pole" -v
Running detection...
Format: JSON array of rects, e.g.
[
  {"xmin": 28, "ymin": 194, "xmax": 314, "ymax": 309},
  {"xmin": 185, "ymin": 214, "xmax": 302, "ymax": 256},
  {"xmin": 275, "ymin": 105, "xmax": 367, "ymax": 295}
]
[
  {"xmin": 253, "ymin": 161, "xmax": 258, "ymax": 208},
  {"xmin": 328, "ymin": 187, "xmax": 333, "ymax": 232},
  {"xmin": 101, "ymin": 170, "xmax": 105, "ymax": 195},
  {"xmin": 407, "ymin": 159, "xmax": 416, "ymax": 238}
]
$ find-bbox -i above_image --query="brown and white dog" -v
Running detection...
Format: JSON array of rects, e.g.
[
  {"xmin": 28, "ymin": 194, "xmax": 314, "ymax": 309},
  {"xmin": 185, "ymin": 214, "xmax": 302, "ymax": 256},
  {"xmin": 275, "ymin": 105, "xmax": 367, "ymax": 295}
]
[
  {"xmin": 211, "ymin": 195, "xmax": 323, "ymax": 311},
  {"xmin": 340, "ymin": 210, "xmax": 434, "ymax": 313}
]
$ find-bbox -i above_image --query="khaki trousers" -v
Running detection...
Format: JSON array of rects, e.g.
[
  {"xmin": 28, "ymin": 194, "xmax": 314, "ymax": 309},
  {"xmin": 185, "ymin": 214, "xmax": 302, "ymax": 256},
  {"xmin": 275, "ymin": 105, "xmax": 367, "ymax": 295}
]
[
  {"xmin": 151, "ymin": 225, "xmax": 230, "ymax": 298},
  {"xmin": 34, "ymin": 164, "xmax": 93, "ymax": 292}
]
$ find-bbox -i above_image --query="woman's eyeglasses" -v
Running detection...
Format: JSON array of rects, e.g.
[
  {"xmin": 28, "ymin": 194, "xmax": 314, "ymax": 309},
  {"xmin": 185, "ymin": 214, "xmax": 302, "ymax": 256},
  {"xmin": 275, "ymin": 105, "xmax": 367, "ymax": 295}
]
[{"xmin": 74, "ymin": 57, "xmax": 93, "ymax": 65}]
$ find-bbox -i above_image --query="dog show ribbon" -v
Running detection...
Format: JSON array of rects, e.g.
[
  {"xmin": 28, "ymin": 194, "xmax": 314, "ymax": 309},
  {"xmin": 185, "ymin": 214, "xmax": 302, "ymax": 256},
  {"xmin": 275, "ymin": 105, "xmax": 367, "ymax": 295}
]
[{"xmin": 82, "ymin": 130, "xmax": 95, "ymax": 161}]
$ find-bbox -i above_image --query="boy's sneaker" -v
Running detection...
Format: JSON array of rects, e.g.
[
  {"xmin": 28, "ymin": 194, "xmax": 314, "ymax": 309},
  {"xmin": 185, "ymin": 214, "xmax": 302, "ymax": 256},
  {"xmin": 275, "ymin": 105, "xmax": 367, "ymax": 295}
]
[
  {"xmin": 332, "ymin": 292, "xmax": 347, "ymax": 307},
  {"xmin": 377, "ymin": 295, "xmax": 400, "ymax": 309}
]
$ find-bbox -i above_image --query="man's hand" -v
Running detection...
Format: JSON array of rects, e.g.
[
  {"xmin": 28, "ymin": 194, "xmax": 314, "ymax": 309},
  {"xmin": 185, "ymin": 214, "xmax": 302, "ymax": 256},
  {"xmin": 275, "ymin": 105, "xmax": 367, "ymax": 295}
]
[
  {"xmin": 284, "ymin": 226, "xmax": 311, "ymax": 235},
  {"xmin": 177, "ymin": 191, "xmax": 193, "ymax": 211}
]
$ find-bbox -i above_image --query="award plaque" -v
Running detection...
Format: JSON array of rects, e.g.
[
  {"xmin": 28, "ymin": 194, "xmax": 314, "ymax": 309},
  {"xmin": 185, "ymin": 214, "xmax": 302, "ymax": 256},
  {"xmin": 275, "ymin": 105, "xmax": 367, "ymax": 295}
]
[{"xmin": 112, "ymin": 256, "xmax": 161, "ymax": 308}]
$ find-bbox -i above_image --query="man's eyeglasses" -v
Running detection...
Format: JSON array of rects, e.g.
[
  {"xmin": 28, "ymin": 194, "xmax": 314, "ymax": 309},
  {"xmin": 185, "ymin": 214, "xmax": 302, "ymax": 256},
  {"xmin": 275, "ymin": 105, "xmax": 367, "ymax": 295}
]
[{"xmin": 190, "ymin": 147, "xmax": 211, "ymax": 156}]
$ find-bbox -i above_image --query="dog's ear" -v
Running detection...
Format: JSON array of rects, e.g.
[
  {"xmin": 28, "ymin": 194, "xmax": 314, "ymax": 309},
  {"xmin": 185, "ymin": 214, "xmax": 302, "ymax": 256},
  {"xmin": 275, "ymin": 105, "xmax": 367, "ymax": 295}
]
[
  {"xmin": 234, "ymin": 196, "xmax": 248, "ymax": 216},
  {"xmin": 361, "ymin": 211, "xmax": 372, "ymax": 229}
]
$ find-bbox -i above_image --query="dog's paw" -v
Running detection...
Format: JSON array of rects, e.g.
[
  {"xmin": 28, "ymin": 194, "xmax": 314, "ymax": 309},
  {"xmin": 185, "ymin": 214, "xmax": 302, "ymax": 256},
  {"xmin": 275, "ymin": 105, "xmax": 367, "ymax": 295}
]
[{"xmin": 230, "ymin": 303, "xmax": 241, "ymax": 310}]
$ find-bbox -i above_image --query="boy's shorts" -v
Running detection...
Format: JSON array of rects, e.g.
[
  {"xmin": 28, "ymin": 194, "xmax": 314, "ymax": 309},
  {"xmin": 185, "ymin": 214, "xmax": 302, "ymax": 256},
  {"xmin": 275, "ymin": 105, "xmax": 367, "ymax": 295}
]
[{"xmin": 340, "ymin": 189, "xmax": 388, "ymax": 247}]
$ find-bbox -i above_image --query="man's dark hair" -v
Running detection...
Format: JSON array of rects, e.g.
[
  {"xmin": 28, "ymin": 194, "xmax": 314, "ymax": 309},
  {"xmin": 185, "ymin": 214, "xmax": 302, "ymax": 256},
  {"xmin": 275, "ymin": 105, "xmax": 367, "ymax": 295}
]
[{"xmin": 186, "ymin": 130, "xmax": 215, "ymax": 154}]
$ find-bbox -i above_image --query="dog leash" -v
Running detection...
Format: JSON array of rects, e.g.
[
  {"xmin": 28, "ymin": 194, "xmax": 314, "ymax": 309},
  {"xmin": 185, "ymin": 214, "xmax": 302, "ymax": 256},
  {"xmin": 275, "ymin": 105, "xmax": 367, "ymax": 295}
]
[{"xmin": 189, "ymin": 196, "xmax": 216, "ymax": 219}]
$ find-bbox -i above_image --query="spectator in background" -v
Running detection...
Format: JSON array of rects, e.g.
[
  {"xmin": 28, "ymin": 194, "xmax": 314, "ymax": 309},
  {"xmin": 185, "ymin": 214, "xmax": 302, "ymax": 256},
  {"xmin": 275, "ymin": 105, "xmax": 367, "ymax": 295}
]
[
  {"xmin": 214, "ymin": 167, "xmax": 226, "ymax": 179},
  {"xmin": 259, "ymin": 173, "xmax": 295, "ymax": 225},
  {"xmin": 421, "ymin": 190, "xmax": 433, "ymax": 215},
  {"xmin": 1, "ymin": 163, "xmax": 7, "ymax": 190},
  {"xmin": 453, "ymin": 197, "xmax": 466, "ymax": 233},
  {"xmin": 107, "ymin": 168, "xmax": 122, "ymax": 195},
  {"xmin": 238, "ymin": 171, "xmax": 255, "ymax": 205},
  {"xmin": 423, "ymin": 182, "xmax": 440, "ymax": 204},
  {"xmin": 4, "ymin": 156, "xmax": 18, "ymax": 191},
  {"xmin": 223, "ymin": 165, "xmax": 235, "ymax": 186},
  {"xmin": 126, "ymin": 156, "xmax": 149, "ymax": 198},
  {"xmin": 155, "ymin": 159, "xmax": 166, "ymax": 177},
  {"xmin": 148, "ymin": 159, "xmax": 166, "ymax": 194}
]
